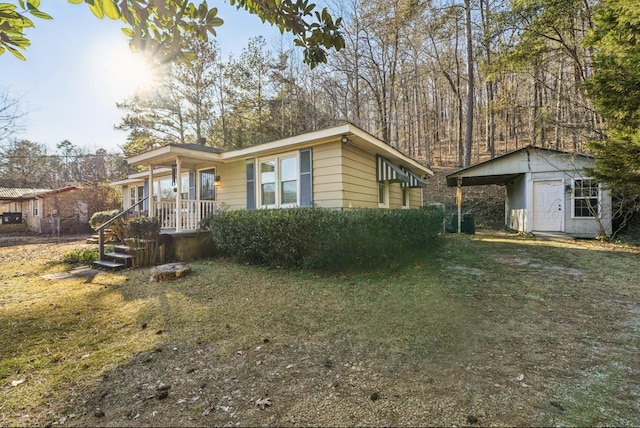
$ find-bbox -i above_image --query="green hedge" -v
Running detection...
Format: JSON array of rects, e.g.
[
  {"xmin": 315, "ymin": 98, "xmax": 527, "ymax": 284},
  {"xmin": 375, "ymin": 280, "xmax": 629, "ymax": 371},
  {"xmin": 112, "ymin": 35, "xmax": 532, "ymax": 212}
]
[{"xmin": 200, "ymin": 207, "xmax": 443, "ymax": 271}]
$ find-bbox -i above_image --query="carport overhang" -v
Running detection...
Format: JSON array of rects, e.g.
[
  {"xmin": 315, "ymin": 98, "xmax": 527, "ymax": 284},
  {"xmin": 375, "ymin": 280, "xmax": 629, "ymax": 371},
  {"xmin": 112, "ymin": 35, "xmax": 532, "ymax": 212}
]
[
  {"xmin": 446, "ymin": 169, "xmax": 524, "ymax": 234},
  {"xmin": 445, "ymin": 173, "xmax": 522, "ymax": 187}
]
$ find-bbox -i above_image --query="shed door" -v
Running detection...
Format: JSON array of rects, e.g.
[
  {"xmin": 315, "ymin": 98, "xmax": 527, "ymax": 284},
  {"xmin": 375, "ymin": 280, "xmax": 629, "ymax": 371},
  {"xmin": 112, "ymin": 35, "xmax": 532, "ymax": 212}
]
[{"xmin": 533, "ymin": 180, "xmax": 563, "ymax": 231}]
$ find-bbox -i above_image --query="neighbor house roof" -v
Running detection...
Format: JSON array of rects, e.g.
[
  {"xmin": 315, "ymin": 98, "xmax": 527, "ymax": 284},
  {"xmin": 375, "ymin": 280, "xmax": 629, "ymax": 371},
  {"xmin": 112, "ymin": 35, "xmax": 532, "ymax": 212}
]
[
  {"xmin": 125, "ymin": 123, "xmax": 433, "ymax": 178},
  {"xmin": 446, "ymin": 145, "xmax": 593, "ymax": 187},
  {"xmin": 0, "ymin": 186, "xmax": 79, "ymax": 201},
  {"xmin": 0, "ymin": 187, "xmax": 51, "ymax": 201}
]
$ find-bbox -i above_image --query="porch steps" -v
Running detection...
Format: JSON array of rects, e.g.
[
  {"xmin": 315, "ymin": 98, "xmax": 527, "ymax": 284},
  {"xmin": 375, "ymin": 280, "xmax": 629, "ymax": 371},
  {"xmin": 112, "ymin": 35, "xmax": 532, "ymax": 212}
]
[
  {"xmin": 93, "ymin": 242, "xmax": 139, "ymax": 270},
  {"xmin": 104, "ymin": 252, "xmax": 134, "ymax": 267},
  {"xmin": 92, "ymin": 239, "xmax": 158, "ymax": 270}
]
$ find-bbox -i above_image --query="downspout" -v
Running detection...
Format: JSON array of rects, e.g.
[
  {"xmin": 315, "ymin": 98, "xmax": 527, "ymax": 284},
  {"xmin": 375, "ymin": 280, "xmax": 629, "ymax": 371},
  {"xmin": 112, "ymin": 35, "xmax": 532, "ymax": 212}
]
[{"xmin": 457, "ymin": 177, "xmax": 463, "ymax": 233}]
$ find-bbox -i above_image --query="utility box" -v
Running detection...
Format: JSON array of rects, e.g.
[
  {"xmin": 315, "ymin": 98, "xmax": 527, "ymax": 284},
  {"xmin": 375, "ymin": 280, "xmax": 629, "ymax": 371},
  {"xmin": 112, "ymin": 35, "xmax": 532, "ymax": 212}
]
[
  {"xmin": 463, "ymin": 213, "xmax": 475, "ymax": 234},
  {"xmin": 2, "ymin": 212, "xmax": 22, "ymax": 224}
]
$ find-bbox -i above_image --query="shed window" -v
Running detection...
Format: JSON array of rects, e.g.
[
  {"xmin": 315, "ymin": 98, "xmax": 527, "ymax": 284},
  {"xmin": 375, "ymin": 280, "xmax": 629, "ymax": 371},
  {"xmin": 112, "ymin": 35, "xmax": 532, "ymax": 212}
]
[{"xmin": 573, "ymin": 179, "xmax": 599, "ymax": 217}]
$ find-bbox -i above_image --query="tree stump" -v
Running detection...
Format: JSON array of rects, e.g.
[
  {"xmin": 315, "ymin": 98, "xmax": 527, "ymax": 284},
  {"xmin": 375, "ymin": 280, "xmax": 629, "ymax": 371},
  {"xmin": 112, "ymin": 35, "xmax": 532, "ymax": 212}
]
[{"xmin": 150, "ymin": 263, "xmax": 192, "ymax": 282}]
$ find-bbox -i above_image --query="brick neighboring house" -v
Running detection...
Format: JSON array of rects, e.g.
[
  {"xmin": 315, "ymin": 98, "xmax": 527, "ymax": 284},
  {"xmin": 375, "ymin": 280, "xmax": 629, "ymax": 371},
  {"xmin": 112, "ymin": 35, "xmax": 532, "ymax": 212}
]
[{"xmin": 0, "ymin": 186, "xmax": 89, "ymax": 234}]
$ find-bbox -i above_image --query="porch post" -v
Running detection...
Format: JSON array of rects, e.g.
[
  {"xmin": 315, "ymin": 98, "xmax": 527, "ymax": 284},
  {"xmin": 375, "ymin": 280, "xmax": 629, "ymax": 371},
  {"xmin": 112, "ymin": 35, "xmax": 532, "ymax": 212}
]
[
  {"xmin": 148, "ymin": 165, "xmax": 155, "ymax": 220},
  {"xmin": 176, "ymin": 157, "xmax": 182, "ymax": 232},
  {"xmin": 457, "ymin": 177, "xmax": 463, "ymax": 233}
]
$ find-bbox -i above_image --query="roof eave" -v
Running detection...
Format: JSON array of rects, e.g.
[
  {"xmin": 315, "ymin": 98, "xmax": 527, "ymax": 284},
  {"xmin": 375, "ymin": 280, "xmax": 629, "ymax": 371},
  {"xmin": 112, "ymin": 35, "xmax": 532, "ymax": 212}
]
[{"xmin": 127, "ymin": 145, "xmax": 223, "ymax": 167}]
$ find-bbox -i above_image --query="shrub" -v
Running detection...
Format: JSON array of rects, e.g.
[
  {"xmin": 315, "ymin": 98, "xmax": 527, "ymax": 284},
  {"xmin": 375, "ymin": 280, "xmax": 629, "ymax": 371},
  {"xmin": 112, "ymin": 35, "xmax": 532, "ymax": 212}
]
[
  {"xmin": 62, "ymin": 248, "xmax": 99, "ymax": 264},
  {"xmin": 88, "ymin": 210, "xmax": 120, "ymax": 229},
  {"xmin": 89, "ymin": 209, "xmax": 126, "ymax": 241},
  {"xmin": 201, "ymin": 206, "xmax": 443, "ymax": 271}
]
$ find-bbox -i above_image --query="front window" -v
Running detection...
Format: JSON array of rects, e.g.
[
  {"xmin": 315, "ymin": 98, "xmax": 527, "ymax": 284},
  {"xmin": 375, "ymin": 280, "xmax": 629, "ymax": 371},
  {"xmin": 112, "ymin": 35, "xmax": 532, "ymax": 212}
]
[
  {"xmin": 200, "ymin": 169, "xmax": 216, "ymax": 201},
  {"xmin": 280, "ymin": 157, "xmax": 297, "ymax": 205},
  {"xmin": 259, "ymin": 155, "xmax": 298, "ymax": 208},
  {"xmin": 574, "ymin": 179, "xmax": 599, "ymax": 217},
  {"xmin": 261, "ymin": 161, "xmax": 276, "ymax": 206},
  {"xmin": 154, "ymin": 177, "xmax": 174, "ymax": 201},
  {"xmin": 32, "ymin": 200, "xmax": 40, "ymax": 216},
  {"xmin": 130, "ymin": 186, "xmax": 144, "ymax": 211}
]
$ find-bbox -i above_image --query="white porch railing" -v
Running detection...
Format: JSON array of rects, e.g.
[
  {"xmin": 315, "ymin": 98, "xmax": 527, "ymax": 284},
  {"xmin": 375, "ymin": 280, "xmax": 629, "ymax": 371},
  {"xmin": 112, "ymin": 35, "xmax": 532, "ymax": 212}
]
[{"xmin": 155, "ymin": 200, "xmax": 219, "ymax": 231}]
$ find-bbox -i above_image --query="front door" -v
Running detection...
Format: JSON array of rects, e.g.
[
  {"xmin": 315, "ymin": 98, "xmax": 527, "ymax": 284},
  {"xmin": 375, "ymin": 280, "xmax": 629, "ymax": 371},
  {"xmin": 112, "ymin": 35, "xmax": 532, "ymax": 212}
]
[{"xmin": 533, "ymin": 180, "xmax": 564, "ymax": 231}]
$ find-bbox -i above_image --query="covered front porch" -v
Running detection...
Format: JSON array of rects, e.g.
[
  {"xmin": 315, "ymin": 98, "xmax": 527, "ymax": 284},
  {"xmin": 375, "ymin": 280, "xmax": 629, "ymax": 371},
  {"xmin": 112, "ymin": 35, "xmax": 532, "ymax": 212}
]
[{"xmin": 113, "ymin": 143, "xmax": 226, "ymax": 233}]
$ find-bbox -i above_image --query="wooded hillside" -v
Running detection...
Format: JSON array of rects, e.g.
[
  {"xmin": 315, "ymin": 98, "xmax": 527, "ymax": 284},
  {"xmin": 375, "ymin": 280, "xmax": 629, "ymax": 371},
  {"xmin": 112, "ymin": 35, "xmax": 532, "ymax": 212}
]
[{"xmin": 116, "ymin": 0, "xmax": 603, "ymax": 171}]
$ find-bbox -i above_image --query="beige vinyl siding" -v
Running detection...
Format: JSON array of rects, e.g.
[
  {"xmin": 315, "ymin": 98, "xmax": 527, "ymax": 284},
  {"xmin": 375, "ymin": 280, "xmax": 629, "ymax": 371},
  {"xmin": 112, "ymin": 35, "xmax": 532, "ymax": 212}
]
[
  {"xmin": 341, "ymin": 143, "xmax": 378, "ymax": 208},
  {"xmin": 216, "ymin": 161, "xmax": 246, "ymax": 210},
  {"xmin": 409, "ymin": 187, "xmax": 422, "ymax": 207},
  {"xmin": 388, "ymin": 183, "xmax": 403, "ymax": 208},
  {"xmin": 312, "ymin": 142, "xmax": 344, "ymax": 208}
]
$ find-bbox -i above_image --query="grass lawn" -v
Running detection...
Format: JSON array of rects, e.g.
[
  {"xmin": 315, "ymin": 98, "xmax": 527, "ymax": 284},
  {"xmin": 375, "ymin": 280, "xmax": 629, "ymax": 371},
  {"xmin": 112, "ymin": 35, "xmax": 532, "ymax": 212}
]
[{"xmin": 1, "ymin": 233, "xmax": 639, "ymax": 426}]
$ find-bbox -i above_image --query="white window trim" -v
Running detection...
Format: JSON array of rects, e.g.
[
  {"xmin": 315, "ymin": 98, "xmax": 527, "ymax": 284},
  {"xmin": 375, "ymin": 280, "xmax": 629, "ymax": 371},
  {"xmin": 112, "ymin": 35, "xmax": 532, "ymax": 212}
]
[
  {"xmin": 378, "ymin": 182, "xmax": 389, "ymax": 208},
  {"xmin": 571, "ymin": 177, "xmax": 600, "ymax": 219},
  {"xmin": 257, "ymin": 151, "xmax": 300, "ymax": 209},
  {"xmin": 32, "ymin": 199, "xmax": 41, "ymax": 217}
]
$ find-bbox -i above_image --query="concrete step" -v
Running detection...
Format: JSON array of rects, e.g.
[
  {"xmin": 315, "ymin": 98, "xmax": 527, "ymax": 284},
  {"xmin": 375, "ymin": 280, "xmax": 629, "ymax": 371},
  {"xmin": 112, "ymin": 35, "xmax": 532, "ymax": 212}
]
[
  {"xmin": 105, "ymin": 252, "xmax": 134, "ymax": 268},
  {"xmin": 105, "ymin": 252, "xmax": 134, "ymax": 261},
  {"xmin": 93, "ymin": 260, "xmax": 126, "ymax": 269}
]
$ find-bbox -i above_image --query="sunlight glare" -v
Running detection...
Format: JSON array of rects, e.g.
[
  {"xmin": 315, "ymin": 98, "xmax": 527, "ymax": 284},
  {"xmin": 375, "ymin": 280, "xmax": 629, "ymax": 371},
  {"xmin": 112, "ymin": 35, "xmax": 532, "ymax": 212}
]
[{"xmin": 94, "ymin": 43, "xmax": 162, "ymax": 101}]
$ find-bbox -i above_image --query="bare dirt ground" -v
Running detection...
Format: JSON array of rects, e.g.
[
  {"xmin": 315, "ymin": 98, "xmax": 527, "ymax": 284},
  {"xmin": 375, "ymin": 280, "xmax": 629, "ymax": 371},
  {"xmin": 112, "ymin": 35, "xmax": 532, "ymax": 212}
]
[{"xmin": 2, "ymin": 233, "xmax": 640, "ymax": 427}]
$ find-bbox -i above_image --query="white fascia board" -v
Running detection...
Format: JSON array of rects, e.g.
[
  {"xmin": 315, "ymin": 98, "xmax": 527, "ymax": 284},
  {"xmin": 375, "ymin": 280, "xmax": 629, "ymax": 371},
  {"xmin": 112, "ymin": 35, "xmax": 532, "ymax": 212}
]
[
  {"xmin": 221, "ymin": 123, "xmax": 353, "ymax": 161},
  {"xmin": 220, "ymin": 123, "xmax": 433, "ymax": 177},
  {"xmin": 127, "ymin": 145, "xmax": 223, "ymax": 166},
  {"xmin": 126, "ymin": 145, "xmax": 174, "ymax": 165}
]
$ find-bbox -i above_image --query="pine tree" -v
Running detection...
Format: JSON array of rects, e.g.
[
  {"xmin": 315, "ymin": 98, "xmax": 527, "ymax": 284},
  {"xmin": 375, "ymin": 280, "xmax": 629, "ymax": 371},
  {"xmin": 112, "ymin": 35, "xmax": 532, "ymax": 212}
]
[{"xmin": 585, "ymin": 0, "xmax": 640, "ymax": 193}]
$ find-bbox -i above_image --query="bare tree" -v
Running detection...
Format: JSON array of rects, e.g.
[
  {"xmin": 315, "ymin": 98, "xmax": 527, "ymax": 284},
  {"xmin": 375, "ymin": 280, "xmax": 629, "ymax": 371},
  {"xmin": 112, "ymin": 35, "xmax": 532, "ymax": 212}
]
[{"xmin": 0, "ymin": 89, "xmax": 27, "ymax": 145}]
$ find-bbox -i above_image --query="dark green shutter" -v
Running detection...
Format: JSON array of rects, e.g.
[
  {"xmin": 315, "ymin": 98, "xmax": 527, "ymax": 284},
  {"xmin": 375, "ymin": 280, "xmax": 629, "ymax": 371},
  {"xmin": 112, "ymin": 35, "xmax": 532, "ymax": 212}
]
[
  {"xmin": 246, "ymin": 160, "xmax": 256, "ymax": 210},
  {"xmin": 299, "ymin": 148, "xmax": 313, "ymax": 207}
]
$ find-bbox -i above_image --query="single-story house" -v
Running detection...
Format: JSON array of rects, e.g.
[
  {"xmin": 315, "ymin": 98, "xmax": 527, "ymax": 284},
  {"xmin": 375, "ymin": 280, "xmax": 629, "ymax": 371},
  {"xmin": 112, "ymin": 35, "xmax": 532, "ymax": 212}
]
[
  {"xmin": 446, "ymin": 145, "xmax": 612, "ymax": 238},
  {"xmin": 111, "ymin": 123, "xmax": 433, "ymax": 234},
  {"xmin": 0, "ymin": 186, "xmax": 89, "ymax": 234}
]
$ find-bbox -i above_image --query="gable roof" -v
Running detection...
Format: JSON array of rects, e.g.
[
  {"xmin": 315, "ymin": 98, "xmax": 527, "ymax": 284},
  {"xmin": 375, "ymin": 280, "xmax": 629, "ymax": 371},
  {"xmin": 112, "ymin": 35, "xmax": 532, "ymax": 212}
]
[
  {"xmin": 126, "ymin": 123, "xmax": 433, "ymax": 178},
  {"xmin": 446, "ymin": 145, "xmax": 593, "ymax": 187}
]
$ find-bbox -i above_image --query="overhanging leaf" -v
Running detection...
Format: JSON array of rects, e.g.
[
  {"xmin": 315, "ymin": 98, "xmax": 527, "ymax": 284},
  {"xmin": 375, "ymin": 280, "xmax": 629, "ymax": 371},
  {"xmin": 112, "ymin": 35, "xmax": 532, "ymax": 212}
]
[
  {"xmin": 29, "ymin": 10, "xmax": 53, "ymax": 20},
  {"xmin": 102, "ymin": 0, "xmax": 120, "ymax": 19}
]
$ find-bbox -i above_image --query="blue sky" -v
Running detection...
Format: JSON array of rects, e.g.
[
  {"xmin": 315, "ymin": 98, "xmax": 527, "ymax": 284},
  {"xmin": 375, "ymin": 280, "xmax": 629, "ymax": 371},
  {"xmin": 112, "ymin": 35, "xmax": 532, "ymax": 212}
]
[{"xmin": 1, "ymin": 1, "xmax": 282, "ymax": 154}]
